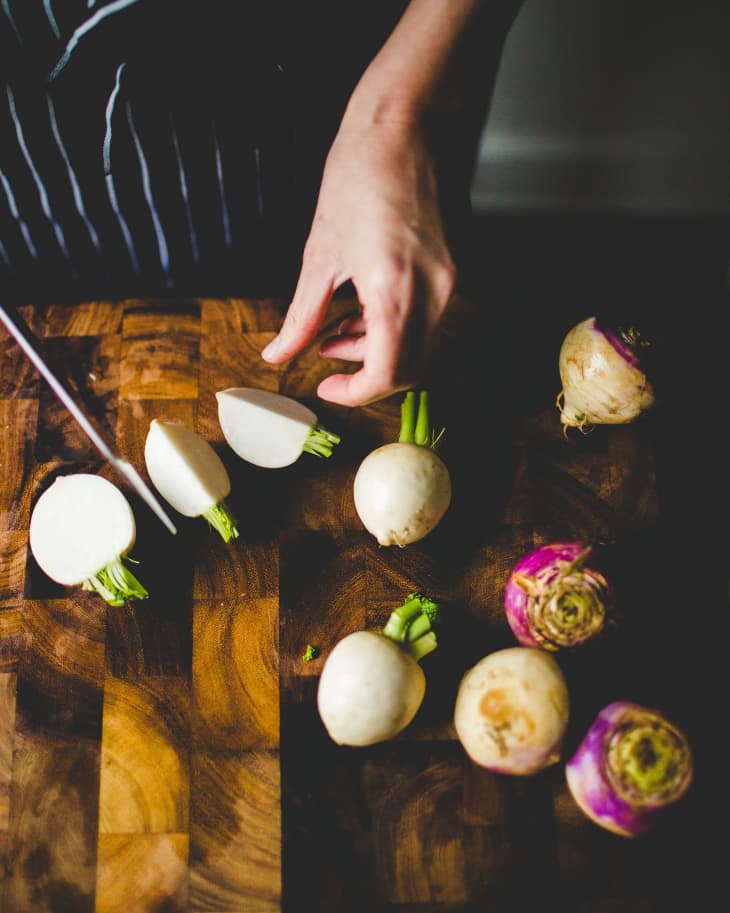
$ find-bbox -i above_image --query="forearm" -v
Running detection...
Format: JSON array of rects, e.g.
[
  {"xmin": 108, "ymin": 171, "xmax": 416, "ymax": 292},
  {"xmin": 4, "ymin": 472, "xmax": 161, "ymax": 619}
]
[{"xmin": 342, "ymin": 0, "xmax": 486, "ymax": 127}]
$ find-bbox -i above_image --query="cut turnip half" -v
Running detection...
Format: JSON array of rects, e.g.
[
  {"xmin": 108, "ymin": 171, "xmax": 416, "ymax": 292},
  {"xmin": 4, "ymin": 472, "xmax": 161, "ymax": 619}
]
[
  {"xmin": 29, "ymin": 472, "xmax": 148, "ymax": 605},
  {"xmin": 144, "ymin": 419, "xmax": 238, "ymax": 542},
  {"xmin": 216, "ymin": 387, "xmax": 340, "ymax": 468}
]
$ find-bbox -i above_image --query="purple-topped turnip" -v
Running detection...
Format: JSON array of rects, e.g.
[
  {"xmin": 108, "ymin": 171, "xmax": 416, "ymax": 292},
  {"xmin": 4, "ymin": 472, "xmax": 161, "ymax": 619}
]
[
  {"xmin": 504, "ymin": 542, "xmax": 612, "ymax": 651},
  {"xmin": 453, "ymin": 646, "xmax": 570, "ymax": 775},
  {"xmin": 556, "ymin": 316, "xmax": 655, "ymax": 433},
  {"xmin": 565, "ymin": 701, "xmax": 693, "ymax": 837}
]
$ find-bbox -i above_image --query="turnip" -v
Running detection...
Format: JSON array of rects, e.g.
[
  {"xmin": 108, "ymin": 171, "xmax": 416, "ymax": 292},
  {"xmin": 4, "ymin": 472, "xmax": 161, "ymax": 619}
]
[
  {"xmin": 453, "ymin": 646, "xmax": 570, "ymax": 775},
  {"xmin": 215, "ymin": 387, "xmax": 340, "ymax": 469},
  {"xmin": 317, "ymin": 593, "xmax": 440, "ymax": 746},
  {"xmin": 143, "ymin": 419, "xmax": 239, "ymax": 542},
  {"xmin": 504, "ymin": 542, "xmax": 612, "ymax": 651},
  {"xmin": 556, "ymin": 316, "xmax": 655, "ymax": 434},
  {"xmin": 353, "ymin": 390, "xmax": 451, "ymax": 547},
  {"xmin": 29, "ymin": 472, "xmax": 148, "ymax": 606},
  {"xmin": 565, "ymin": 700, "xmax": 693, "ymax": 837}
]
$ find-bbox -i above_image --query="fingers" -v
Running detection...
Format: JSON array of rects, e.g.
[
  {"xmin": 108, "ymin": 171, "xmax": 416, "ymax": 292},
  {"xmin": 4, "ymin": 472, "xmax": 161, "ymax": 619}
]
[
  {"xmin": 317, "ymin": 306, "xmax": 403, "ymax": 407},
  {"xmin": 318, "ymin": 333, "xmax": 366, "ymax": 362},
  {"xmin": 261, "ymin": 261, "xmax": 337, "ymax": 365}
]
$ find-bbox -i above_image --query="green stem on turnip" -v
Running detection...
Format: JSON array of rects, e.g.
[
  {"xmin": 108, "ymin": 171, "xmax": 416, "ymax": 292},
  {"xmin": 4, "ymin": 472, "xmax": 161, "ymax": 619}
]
[
  {"xmin": 382, "ymin": 592, "xmax": 441, "ymax": 660},
  {"xmin": 203, "ymin": 502, "xmax": 239, "ymax": 543},
  {"xmin": 302, "ymin": 426, "xmax": 342, "ymax": 458},
  {"xmin": 82, "ymin": 556, "xmax": 148, "ymax": 606}
]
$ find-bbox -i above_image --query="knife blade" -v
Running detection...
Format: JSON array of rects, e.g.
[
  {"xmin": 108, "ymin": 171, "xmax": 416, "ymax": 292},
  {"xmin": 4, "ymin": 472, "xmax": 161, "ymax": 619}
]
[{"xmin": 0, "ymin": 302, "xmax": 177, "ymax": 535}]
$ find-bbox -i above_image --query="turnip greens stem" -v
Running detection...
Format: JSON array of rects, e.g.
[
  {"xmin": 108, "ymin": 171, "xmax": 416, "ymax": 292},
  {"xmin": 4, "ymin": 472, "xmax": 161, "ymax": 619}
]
[
  {"xmin": 302, "ymin": 425, "xmax": 341, "ymax": 458},
  {"xmin": 203, "ymin": 502, "xmax": 239, "ymax": 542},
  {"xmin": 382, "ymin": 592, "xmax": 441, "ymax": 660},
  {"xmin": 82, "ymin": 556, "xmax": 148, "ymax": 606},
  {"xmin": 398, "ymin": 391, "xmax": 445, "ymax": 450}
]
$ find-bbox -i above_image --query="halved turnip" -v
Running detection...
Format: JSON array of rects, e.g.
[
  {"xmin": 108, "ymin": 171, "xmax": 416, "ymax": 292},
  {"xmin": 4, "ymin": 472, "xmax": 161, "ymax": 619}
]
[
  {"xmin": 353, "ymin": 390, "xmax": 451, "ymax": 547},
  {"xmin": 216, "ymin": 387, "xmax": 340, "ymax": 469},
  {"xmin": 144, "ymin": 419, "xmax": 238, "ymax": 542},
  {"xmin": 29, "ymin": 472, "xmax": 148, "ymax": 606}
]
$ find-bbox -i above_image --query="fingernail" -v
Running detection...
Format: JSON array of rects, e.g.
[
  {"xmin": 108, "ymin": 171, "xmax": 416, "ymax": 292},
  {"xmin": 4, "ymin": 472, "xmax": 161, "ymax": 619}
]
[{"xmin": 261, "ymin": 336, "xmax": 281, "ymax": 360}]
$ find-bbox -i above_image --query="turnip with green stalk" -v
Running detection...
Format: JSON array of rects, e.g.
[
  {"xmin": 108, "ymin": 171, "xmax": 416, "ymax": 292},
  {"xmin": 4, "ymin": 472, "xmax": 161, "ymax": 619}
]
[
  {"xmin": 144, "ymin": 419, "xmax": 238, "ymax": 542},
  {"xmin": 317, "ymin": 592, "xmax": 440, "ymax": 746},
  {"xmin": 216, "ymin": 387, "xmax": 340, "ymax": 468},
  {"xmin": 29, "ymin": 472, "xmax": 148, "ymax": 606},
  {"xmin": 353, "ymin": 390, "xmax": 451, "ymax": 547}
]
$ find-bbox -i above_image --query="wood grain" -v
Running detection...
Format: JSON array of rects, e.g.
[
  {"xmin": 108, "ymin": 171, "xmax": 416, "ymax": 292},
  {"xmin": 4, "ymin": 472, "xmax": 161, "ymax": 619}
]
[{"xmin": 0, "ymin": 273, "xmax": 723, "ymax": 913}]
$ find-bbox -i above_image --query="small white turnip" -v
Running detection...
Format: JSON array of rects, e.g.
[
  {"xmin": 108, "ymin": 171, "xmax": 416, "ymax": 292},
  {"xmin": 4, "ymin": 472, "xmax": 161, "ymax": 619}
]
[
  {"xmin": 353, "ymin": 390, "xmax": 451, "ymax": 547},
  {"xmin": 317, "ymin": 593, "xmax": 440, "ymax": 746}
]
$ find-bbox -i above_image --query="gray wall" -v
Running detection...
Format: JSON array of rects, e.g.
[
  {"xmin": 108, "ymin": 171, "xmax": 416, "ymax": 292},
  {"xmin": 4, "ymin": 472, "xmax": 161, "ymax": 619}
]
[{"xmin": 471, "ymin": 0, "xmax": 730, "ymax": 213}]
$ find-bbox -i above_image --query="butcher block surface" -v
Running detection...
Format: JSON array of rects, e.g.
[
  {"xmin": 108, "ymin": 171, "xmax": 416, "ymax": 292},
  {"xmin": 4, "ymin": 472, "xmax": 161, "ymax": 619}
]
[{"xmin": 0, "ymin": 243, "xmax": 724, "ymax": 913}]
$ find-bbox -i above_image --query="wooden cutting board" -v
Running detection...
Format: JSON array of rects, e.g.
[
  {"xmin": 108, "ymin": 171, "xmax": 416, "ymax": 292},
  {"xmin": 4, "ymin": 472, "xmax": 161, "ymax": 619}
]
[{"xmin": 0, "ymin": 293, "xmax": 715, "ymax": 913}]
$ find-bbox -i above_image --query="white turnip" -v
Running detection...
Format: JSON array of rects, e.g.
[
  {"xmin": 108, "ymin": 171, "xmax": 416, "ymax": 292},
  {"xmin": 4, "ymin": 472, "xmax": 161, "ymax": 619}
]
[
  {"xmin": 216, "ymin": 387, "xmax": 340, "ymax": 468},
  {"xmin": 454, "ymin": 646, "xmax": 569, "ymax": 775},
  {"xmin": 317, "ymin": 593, "xmax": 440, "ymax": 746},
  {"xmin": 29, "ymin": 472, "xmax": 148, "ymax": 605},
  {"xmin": 353, "ymin": 390, "xmax": 451, "ymax": 547},
  {"xmin": 557, "ymin": 316, "xmax": 655, "ymax": 433},
  {"xmin": 144, "ymin": 419, "xmax": 239, "ymax": 542}
]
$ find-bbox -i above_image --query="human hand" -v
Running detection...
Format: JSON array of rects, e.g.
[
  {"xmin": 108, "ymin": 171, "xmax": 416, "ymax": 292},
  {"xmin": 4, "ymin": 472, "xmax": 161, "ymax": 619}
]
[{"xmin": 260, "ymin": 118, "xmax": 456, "ymax": 407}]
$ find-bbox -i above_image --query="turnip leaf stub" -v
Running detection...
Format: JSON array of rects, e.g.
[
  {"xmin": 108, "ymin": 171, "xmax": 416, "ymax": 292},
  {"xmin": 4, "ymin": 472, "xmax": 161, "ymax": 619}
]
[
  {"xmin": 215, "ymin": 387, "xmax": 340, "ymax": 469},
  {"xmin": 29, "ymin": 473, "xmax": 148, "ymax": 606},
  {"xmin": 144, "ymin": 419, "xmax": 239, "ymax": 543}
]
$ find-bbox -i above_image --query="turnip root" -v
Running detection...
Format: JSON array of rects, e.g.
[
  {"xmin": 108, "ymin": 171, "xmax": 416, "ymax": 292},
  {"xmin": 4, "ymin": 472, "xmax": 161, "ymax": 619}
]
[
  {"xmin": 557, "ymin": 316, "xmax": 655, "ymax": 433},
  {"xmin": 454, "ymin": 646, "xmax": 569, "ymax": 775},
  {"xmin": 565, "ymin": 701, "xmax": 693, "ymax": 837},
  {"xmin": 353, "ymin": 390, "xmax": 451, "ymax": 547},
  {"xmin": 504, "ymin": 542, "xmax": 612, "ymax": 651},
  {"xmin": 144, "ymin": 419, "xmax": 239, "ymax": 542},
  {"xmin": 317, "ymin": 593, "xmax": 440, "ymax": 746},
  {"xmin": 29, "ymin": 472, "xmax": 148, "ymax": 606},
  {"xmin": 216, "ymin": 387, "xmax": 340, "ymax": 468}
]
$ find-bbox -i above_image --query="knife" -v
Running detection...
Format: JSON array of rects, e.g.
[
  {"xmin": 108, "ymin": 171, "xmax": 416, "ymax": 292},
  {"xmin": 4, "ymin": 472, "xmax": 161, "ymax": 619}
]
[{"xmin": 0, "ymin": 302, "xmax": 177, "ymax": 535}]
